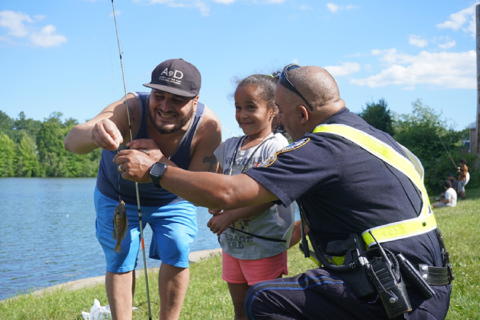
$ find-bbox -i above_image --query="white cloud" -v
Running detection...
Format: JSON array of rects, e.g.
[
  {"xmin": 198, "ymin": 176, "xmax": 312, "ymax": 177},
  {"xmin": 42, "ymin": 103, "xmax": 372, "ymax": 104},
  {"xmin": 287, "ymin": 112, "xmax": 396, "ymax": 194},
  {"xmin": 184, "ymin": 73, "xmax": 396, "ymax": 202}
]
[
  {"xmin": 409, "ymin": 35, "xmax": 428, "ymax": 48},
  {"xmin": 465, "ymin": 15, "xmax": 476, "ymax": 37},
  {"xmin": 326, "ymin": 3, "xmax": 357, "ymax": 13},
  {"xmin": 438, "ymin": 40, "xmax": 456, "ymax": 49},
  {"xmin": 351, "ymin": 49, "xmax": 475, "ymax": 89},
  {"xmin": 437, "ymin": 3, "xmax": 476, "ymax": 37},
  {"xmin": 29, "ymin": 25, "xmax": 67, "ymax": 47},
  {"xmin": 194, "ymin": 1, "xmax": 210, "ymax": 15},
  {"xmin": 0, "ymin": 10, "xmax": 34, "ymax": 37},
  {"xmin": 325, "ymin": 62, "xmax": 361, "ymax": 77},
  {"xmin": 327, "ymin": 3, "xmax": 339, "ymax": 13},
  {"xmin": 0, "ymin": 10, "xmax": 66, "ymax": 47},
  {"xmin": 213, "ymin": 0, "xmax": 236, "ymax": 3},
  {"xmin": 299, "ymin": 5, "xmax": 312, "ymax": 10}
]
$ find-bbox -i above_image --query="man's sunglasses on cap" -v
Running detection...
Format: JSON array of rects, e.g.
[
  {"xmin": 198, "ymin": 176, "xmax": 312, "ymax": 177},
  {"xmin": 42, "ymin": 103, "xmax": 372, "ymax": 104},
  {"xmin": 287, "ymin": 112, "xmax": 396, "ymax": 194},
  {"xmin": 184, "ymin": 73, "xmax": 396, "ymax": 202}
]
[{"xmin": 279, "ymin": 63, "xmax": 314, "ymax": 110}]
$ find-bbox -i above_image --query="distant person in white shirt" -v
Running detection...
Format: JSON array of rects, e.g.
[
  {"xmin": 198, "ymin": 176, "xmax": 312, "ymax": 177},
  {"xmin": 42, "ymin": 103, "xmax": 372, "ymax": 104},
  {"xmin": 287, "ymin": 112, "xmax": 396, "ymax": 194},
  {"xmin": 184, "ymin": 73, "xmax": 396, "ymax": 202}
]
[{"xmin": 433, "ymin": 180, "xmax": 457, "ymax": 208}]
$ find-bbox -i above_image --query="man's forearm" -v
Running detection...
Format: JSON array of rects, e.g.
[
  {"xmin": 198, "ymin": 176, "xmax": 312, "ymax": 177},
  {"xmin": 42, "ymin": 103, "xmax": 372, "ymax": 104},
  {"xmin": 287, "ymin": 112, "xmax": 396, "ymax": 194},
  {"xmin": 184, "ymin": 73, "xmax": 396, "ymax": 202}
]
[
  {"xmin": 64, "ymin": 125, "xmax": 98, "ymax": 154},
  {"xmin": 114, "ymin": 150, "xmax": 279, "ymax": 209},
  {"xmin": 160, "ymin": 166, "xmax": 276, "ymax": 210}
]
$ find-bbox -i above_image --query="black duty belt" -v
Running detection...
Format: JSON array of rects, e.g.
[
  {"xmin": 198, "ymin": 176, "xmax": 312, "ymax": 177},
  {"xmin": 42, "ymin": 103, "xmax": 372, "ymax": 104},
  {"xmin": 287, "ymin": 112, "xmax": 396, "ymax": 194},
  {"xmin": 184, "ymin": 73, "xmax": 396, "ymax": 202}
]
[{"xmin": 416, "ymin": 264, "xmax": 450, "ymax": 286}]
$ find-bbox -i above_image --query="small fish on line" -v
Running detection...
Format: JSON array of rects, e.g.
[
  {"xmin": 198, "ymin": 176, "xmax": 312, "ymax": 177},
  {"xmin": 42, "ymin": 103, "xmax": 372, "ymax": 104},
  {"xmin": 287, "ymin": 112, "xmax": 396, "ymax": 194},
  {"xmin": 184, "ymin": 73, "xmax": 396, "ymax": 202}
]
[{"xmin": 112, "ymin": 199, "xmax": 128, "ymax": 253}]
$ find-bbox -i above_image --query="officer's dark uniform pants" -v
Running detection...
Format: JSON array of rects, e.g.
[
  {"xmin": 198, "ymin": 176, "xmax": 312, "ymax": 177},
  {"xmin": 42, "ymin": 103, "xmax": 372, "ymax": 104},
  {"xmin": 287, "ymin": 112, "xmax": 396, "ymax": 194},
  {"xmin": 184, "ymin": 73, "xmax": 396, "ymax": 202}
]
[{"xmin": 244, "ymin": 267, "xmax": 451, "ymax": 320}]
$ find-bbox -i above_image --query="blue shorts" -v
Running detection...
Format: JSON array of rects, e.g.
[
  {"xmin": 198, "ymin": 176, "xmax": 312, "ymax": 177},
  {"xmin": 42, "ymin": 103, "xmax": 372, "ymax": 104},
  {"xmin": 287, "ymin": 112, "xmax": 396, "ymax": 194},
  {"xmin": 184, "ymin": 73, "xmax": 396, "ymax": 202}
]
[{"xmin": 94, "ymin": 187, "xmax": 198, "ymax": 273}]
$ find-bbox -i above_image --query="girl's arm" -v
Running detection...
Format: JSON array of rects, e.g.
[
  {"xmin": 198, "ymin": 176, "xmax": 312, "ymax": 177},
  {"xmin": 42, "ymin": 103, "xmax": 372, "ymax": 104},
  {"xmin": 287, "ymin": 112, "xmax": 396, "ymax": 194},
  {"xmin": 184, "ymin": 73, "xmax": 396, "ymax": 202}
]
[{"xmin": 207, "ymin": 203, "xmax": 273, "ymax": 236}]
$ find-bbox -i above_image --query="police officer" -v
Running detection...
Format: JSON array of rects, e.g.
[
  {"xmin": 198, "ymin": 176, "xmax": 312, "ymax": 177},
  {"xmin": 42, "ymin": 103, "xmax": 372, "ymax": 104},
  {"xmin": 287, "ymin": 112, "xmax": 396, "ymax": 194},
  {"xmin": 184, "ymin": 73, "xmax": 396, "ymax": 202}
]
[{"xmin": 115, "ymin": 64, "xmax": 453, "ymax": 319}]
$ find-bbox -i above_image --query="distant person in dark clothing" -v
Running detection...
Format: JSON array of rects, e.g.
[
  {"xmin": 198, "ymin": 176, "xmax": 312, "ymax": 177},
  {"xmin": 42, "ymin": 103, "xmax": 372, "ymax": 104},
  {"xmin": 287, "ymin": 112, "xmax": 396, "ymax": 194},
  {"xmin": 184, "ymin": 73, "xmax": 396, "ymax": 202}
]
[
  {"xmin": 436, "ymin": 174, "xmax": 458, "ymax": 200},
  {"xmin": 447, "ymin": 174, "xmax": 458, "ymax": 196},
  {"xmin": 457, "ymin": 159, "xmax": 469, "ymax": 200}
]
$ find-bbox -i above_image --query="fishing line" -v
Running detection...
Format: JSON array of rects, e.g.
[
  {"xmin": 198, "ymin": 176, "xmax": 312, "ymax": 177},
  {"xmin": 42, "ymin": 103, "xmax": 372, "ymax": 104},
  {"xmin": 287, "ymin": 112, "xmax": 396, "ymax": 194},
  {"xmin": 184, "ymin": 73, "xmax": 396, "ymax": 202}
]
[
  {"xmin": 222, "ymin": 125, "xmax": 238, "ymax": 138},
  {"xmin": 437, "ymin": 132, "xmax": 457, "ymax": 169},
  {"xmin": 110, "ymin": 1, "xmax": 152, "ymax": 319}
]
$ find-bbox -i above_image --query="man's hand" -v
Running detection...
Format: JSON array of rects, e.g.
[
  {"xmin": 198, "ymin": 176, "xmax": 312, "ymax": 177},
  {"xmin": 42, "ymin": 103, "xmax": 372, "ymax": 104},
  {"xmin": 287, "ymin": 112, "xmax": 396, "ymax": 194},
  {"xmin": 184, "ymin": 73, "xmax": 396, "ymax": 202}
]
[
  {"xmin": 127, "ymin": 139, "xmax": 165, "ymax": 162},
  {"xmin": 208, "ymin": 208, "xmax": 223, "ymax": 215},
  {"xmin": 91, "ymin": 118, "xmax": 124, "ymax": 151},
  {"xmin": 114, "ymin": 149, "xmax": 155, "ymax": 183}
]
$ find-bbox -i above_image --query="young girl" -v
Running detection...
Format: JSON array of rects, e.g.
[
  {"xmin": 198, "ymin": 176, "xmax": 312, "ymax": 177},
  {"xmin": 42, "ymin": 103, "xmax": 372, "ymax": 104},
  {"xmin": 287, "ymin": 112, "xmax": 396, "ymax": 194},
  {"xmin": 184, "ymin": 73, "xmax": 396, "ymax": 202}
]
[{"xmin": 208, "ymin": 74, "xmax": 295, "ymax": 320}]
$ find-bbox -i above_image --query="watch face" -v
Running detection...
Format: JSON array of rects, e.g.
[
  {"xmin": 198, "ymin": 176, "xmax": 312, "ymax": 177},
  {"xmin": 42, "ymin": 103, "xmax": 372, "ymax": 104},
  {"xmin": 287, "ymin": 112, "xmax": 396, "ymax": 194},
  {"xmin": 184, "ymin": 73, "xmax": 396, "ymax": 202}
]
[{"xmin": 151, "ymin": 163, "xmax": 166, "ymax": 176}]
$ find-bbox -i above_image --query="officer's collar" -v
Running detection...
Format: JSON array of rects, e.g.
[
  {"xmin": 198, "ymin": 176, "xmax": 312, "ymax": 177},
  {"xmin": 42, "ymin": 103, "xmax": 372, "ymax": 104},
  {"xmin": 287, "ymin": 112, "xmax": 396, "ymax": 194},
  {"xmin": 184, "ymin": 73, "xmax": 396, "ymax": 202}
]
[{"xmin": 320, "ymin": 107, "xmax": 350, "ymax": 125}]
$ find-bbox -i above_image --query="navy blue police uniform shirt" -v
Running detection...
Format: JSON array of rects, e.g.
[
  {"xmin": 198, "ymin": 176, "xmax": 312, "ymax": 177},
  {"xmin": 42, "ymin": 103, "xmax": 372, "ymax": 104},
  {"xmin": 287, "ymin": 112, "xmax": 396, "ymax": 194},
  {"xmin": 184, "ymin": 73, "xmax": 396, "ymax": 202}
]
[{"xmin": 245, "ymin": 108, "xmax": 443, "ymax": 268}]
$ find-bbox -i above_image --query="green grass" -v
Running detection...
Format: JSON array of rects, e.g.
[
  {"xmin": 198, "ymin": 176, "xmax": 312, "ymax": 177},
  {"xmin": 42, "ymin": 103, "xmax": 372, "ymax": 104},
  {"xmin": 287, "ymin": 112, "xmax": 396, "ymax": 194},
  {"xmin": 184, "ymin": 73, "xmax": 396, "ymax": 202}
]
[{"xmin": 1, "ymin": 188, "xmax": 479, "ymax": 319}]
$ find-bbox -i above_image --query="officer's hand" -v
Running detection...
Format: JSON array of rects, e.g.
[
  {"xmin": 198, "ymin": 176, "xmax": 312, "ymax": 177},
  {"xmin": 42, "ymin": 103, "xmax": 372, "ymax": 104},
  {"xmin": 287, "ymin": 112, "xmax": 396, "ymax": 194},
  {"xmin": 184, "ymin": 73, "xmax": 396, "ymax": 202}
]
[
  {"xmin": 127, "ymin": 139, "xmax": 165, "ymax": 162},
  {"xmin": 91, "ymin": 118, "xmax": 123, "ymax": 151},
  {"xmin": 114, "ymin": 149, "xmax": 155, "ymax": 183}
]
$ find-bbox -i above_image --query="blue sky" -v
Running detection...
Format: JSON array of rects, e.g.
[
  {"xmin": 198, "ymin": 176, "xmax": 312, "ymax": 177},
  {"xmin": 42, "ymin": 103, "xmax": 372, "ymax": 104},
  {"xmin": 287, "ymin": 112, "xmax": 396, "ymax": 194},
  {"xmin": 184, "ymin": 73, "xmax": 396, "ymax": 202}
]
[{"xmin": 0, "ymin": 0, "xmax": 478, "ymax": 139}]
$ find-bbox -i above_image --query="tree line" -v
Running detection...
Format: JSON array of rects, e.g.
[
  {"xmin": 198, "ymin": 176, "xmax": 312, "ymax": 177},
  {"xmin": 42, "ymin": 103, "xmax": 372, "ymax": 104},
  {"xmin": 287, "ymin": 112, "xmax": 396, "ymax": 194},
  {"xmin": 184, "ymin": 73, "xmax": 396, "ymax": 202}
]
[
  {"xmin": 0, "ymin": 111, "xmax": 101, "ymax": 178},
  {"xmin": 358, "ymin": 98, "xmax": 474, "ymax": 193},
  {"xmin": 0, "ymin": 99, "xmax": 475, "ymax": 194}
]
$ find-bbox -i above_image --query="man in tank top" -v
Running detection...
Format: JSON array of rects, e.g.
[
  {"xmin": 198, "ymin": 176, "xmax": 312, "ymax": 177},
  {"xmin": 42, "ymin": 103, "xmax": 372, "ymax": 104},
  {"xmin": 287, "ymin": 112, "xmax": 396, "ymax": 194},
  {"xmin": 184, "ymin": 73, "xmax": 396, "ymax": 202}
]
[{"xmin": 64, "ymin": 58, "xmax": 222, "ymax": 320}]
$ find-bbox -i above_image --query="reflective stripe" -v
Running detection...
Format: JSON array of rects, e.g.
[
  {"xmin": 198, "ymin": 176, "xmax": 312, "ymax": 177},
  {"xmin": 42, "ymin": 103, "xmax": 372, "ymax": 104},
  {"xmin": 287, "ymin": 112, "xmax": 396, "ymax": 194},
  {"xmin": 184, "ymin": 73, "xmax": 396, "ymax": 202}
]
[
  {"xmin": 313, "ymin": 124, "xmax": 436, "ymax": 247},
  {"xmin": 399, "ymin": 144, "xmax": 425, "ymax": 182},
  {"xmin": 361, "ymin": 212, "xmax": 437, "ymax": 247}
]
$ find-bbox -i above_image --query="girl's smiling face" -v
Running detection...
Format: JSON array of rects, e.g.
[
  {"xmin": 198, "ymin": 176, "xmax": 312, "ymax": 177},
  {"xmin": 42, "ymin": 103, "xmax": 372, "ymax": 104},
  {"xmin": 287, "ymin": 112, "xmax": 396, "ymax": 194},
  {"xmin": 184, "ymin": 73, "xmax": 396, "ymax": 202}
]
[{"xmin": 234, "ymin": 84, "xmax": 274, "ymax": 139}]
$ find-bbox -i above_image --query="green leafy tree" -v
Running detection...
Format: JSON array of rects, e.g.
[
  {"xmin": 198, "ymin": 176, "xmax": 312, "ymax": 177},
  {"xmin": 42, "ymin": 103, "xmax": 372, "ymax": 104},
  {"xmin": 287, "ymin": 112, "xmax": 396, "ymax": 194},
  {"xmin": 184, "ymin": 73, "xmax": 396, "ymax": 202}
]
[
  {"xmin": 36, "ymin": 112, "xmax": 69, "ymax": 177},
  {"xmin": 0, "ymin": 132, "xmax": 16, "ymax": 177},
  {"xmin": 16, "ymin": 130, "xmax": 41, "ymax": 177},
  {"xmin": 63, "ymin": 120, "xmax": 101, "ymax": 177},
  {"xmin": 0, "ymin": 111, "xmax": 16, "ymax": 140},
  {"xmin": 0, "ymin": 110, "xmax": 101, "ymax": 177},
  {"xmin": 358, "ymin": 98, "xmax": 394, "ymax": 135},
  {"xmin": 393, "ymin": 99, "xmax": 465, "ymax": 193},
  {"xmin": 63, "ymin": 117, "xmax": 78, "ymax": 128},
  {"xmin": 14, "ymin": 111, "xmax": 42, "ymax": 143}
]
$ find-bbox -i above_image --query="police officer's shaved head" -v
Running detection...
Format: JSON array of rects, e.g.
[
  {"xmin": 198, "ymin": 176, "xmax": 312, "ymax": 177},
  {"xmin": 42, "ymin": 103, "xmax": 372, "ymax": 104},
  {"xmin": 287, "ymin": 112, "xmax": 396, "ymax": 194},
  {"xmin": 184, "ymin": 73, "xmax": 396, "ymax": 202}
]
[
  {"xmin": 288, "ymin": 66, "xmax": 341, "ymax": 108},
  {"xmin": 287, "ymin": 66, "xmax": 346, "ymax": 120},
  {"xmin": 287, "ymin": 66, "xmax": 345, "ymax": 123}
]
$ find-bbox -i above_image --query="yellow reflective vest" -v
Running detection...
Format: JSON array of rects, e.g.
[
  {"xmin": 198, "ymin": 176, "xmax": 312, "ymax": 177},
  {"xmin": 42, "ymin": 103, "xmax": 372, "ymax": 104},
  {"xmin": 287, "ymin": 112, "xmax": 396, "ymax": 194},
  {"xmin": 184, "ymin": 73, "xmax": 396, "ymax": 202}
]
[{"xmin": 312, "ymin": 124, "xmax": 437, "ymax": 249}]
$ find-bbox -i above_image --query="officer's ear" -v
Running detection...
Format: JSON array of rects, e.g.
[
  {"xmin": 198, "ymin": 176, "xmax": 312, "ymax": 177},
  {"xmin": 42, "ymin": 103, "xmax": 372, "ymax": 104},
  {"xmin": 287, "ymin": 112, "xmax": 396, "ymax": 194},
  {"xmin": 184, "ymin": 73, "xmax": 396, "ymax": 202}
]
[{"xmin": 297, "ymin": 105, "xmax": 309, "ymax": 124}]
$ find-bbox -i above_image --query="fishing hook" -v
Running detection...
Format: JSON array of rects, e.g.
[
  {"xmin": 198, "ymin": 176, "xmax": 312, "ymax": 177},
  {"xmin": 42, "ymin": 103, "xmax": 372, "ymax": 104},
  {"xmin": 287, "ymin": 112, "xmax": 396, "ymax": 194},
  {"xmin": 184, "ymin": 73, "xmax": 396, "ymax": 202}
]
[{"xmin": 110, "ymin": 1, "xmax": 152, "ymax": 319}]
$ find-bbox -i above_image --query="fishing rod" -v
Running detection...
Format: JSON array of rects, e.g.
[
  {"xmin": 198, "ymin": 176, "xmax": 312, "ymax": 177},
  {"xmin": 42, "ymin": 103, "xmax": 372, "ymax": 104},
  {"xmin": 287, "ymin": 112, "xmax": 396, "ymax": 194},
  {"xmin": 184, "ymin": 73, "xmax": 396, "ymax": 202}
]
[
  {"xmin": 110, "ymin": 1, "xmax": 152, "ymax": 319},
  {"xmin": 437, "ymin": 132, "xmax": 457, "ymax": 169}
]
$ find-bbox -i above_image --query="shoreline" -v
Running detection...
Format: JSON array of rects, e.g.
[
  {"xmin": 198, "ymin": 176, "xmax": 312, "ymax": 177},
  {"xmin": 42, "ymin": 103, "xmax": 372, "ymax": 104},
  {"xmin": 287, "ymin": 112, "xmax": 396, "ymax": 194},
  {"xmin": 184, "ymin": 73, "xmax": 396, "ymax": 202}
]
[{"xmin": 5, "ymin": 248, "xmax": 222, "ymax": 300}]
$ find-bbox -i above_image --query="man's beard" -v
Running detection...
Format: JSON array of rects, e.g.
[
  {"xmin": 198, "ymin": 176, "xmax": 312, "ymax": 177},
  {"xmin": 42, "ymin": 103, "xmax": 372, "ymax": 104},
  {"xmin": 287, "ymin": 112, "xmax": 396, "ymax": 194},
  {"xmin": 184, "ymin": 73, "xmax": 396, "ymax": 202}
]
[{"xmin": 148, "ymin": 105, "xmax": 194, "ymax": 134}]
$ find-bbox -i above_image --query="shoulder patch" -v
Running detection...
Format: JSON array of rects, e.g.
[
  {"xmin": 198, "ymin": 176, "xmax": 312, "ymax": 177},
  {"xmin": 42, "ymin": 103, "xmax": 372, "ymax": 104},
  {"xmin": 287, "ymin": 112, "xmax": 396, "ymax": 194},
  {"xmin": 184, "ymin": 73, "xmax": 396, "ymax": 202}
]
[{"xmin": 257, "ymin": 138, "xmax": 310, "ymax": 168}]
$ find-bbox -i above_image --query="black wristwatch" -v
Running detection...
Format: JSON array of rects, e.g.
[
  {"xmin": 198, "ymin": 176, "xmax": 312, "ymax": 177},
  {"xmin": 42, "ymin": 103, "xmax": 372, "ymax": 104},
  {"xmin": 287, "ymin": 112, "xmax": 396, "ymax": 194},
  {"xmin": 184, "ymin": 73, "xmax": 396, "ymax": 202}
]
[{"xmin": 149, "ymin": 162, "xmax": 168, "ymax": 188}]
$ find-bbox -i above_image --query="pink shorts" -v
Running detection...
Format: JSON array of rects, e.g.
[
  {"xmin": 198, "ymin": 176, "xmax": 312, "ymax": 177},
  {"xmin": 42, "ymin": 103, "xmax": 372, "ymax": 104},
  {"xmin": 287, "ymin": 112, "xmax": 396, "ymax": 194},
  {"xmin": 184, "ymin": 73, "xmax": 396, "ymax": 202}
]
[{"xmin": 222, "ymin": 250, "xmax": 288, "ymax": 286}]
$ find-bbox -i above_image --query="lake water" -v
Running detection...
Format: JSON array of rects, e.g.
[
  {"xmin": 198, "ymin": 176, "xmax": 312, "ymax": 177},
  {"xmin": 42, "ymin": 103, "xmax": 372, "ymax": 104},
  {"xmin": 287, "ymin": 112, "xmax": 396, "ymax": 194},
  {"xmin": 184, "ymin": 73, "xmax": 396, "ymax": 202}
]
[{"xmin": 0, "ymin": 178, "xmax": 221, "ymax": 301}]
